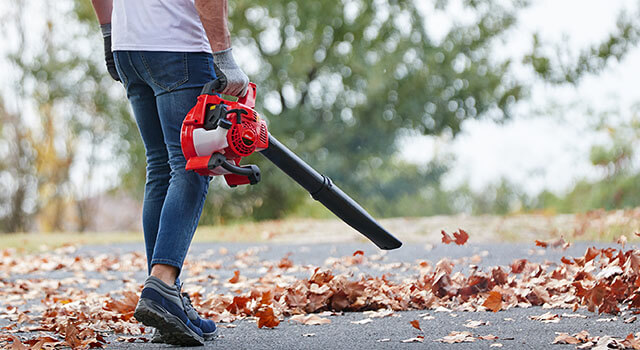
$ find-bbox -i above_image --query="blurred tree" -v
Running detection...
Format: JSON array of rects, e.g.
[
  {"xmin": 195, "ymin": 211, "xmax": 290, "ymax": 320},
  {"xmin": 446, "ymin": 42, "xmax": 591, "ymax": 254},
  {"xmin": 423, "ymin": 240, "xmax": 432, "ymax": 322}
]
[
  {"xmin": 0, "ymin": 0, "xmax": 139, "ymax": 232},
  {"xmin": 200, "ymin": 0, "xmax": 529, "ymax": 221},
  {"xmin": 533, "ymin": 107, "xmax": 640, "ymax": 213},
  {"xmin": 525, "ymin": 5, "xmax": 640, "ymax": 84},
  {"xmin": 588, "ymin": 112, "xmax": 640, "ymax": 178},
  {"xmin": 0, "ymin": 98, "xmax": 34, "ymax": 232}
]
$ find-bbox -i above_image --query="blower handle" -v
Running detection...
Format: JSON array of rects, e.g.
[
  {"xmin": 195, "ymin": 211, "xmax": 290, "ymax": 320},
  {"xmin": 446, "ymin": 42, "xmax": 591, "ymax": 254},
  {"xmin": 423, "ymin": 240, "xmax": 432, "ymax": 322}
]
[
  {"xmin": 200, "ymin": 79, "xmax": 257, "ymax": 109},
  {"xmin": 207, "ymin": 153, "xmax": 261, "ymax": 185},
  {"xmin": 200, "ymin": 79, "xmax": 224, "ymax": 96}
]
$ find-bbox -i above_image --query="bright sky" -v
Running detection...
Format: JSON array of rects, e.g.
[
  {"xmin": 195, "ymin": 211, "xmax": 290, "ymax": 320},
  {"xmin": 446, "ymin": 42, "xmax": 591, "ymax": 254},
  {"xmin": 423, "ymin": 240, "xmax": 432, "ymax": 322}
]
[{"xmin": 405, "ymin": 0, "xmax": 640, "ymax": 195}]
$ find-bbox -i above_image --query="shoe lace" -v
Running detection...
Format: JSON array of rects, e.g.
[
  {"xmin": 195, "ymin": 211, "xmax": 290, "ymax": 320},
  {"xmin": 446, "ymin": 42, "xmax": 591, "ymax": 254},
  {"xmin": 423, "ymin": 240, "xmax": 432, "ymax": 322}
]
[
  {"xmin": 178, "ymin": 285, "xmax": 199, "ymax": 316},
  {"xmin": 181, "ymin": 292, "xmax": 194, "ymax": 309}
]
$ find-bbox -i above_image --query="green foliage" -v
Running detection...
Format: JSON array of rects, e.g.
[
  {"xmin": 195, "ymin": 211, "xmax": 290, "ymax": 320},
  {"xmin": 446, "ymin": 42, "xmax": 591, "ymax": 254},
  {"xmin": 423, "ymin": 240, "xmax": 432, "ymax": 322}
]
[
  {"xmin": 535, "ymin": 174, "xmax": 640, "ymax": 213},
  {"xmin": 200, "ymin": 0, "xmax": 528, "ymax": 221},
  {"xmin": 524, "ymin": 6, "xmax": 640, "ymax": 84}
]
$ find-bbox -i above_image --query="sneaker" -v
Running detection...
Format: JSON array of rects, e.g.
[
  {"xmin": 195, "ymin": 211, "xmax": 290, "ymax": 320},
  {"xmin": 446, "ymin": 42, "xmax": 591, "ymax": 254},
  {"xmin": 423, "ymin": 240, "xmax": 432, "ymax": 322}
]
[
  {"xmin": 134, "ymin": 276, "xmax": 204, "ymax": 346},
  {"xmin": 181, "ymin": 292, "xmax": 218, "ymax": 340},
  {"xmin": 151, "ymin": 291, "xmax": 218, "ymax": 343}
]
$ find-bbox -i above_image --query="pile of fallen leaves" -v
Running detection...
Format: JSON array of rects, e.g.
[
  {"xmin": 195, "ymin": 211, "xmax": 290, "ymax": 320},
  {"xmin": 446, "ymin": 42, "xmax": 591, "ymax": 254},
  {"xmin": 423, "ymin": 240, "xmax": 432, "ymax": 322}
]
[
  {"xmin": 1, "ymin": 235, "xmax": 640, "ymax": 348},
  {"xmin": 192, "ymin": 246, "xmax": 640, "ymax": 330},
  {"xmin": 554, "ymin": 330, "xmax": 640, "ymax": 349}
]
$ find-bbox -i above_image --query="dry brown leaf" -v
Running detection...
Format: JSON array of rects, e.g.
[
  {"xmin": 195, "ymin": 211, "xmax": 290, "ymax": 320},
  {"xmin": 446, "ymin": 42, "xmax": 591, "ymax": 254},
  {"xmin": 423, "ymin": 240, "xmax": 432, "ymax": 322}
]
[
  {"xmin": 622, "ymin": 333, "xmax": 640, "ymax": 350},
  {"xmin": 228, "ymin": 270, "xmax": 241, "ymax": 284},
  {"xmin": 442, "ymin": 229, "xmax": 469, "ymax": 245},
  {"xmin": 441, "ymin": 230, "xmax": 454, "ymax": 244},
  {"xmin": 437, "ymin": 331, "xmax": 475, "ymax": 343},
  {"xmin": 256, "ymin": 307, "xmax": 280, "ymax": 329},
  {"xmin": 596, "ymin": 317, "xmax": 616, "ymax": 322},
  {"xmin": 401, "ymin": 336, "xmax": 424, "ymax": 343},
  {"xmin": 616, "ymin": 235, "xmax": 628, "ymax": 249},
  {"xmin": 478, "ymin": 334, "xmax": 499, "ymax": 340},
  {"xmin": 64, "ymin": 322, "xmax": 83, "ymax": 349},
  {"xmin": 454, "ymin": 229, "xmax": 469, "ymax": 245},
  {"xmin": 350, "ymin": 318, "xmax": 372, "ymax": 325},
  {"xmin": 585, "ymin": 247, "xmax": 600, "ymax": 263},
  {"xmin": 535, "ymin": 240, "xmax": 548, "ymax": 248},
  {"xmin": 552, "ymin": 333, "xmax": 582, "ymax": 344},
  {"xmin": 529, "ymin": 312, "xmax": 560, "ymax": 323},
  {"xmin": 363, "ymin": 309, "xmax": 394, "ymax": 318},
  {"xmin": 464, "ymin": 320, "xmax": 488, "ymax": 328},
  {"xmin": 277, "ymin": 256, "xmax": 294, "ymax": 269},
  {"xmin": 510, "ymin": 259, "xmax": 527, "ymax": 273},
  {"xmin": 410, "ymin": 319, "xmax": 421, "ymax": 331},
  {"xmin": 0, "ymin": 334, "xmax": 27, "ymax": 350},
  {"xmin": 483, "ymin": 291, "xmax": 502, "ymax": 312},
  {"xmin": 289, "ymin": 314, "xmax": 331, "ymax": 325}
]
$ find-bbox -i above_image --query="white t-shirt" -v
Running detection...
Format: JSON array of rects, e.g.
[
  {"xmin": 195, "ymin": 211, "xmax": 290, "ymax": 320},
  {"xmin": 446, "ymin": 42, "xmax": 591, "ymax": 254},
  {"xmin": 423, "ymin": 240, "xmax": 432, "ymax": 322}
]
[{"xmin": 111, "ymin": 0, "xmax": 212, "ymax": 53}]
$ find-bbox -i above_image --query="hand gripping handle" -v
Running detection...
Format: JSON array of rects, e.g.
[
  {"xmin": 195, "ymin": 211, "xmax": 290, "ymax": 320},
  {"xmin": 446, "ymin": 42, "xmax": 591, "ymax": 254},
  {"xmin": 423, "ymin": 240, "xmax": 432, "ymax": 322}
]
[{"xmin": 200, "ymin": 79, "xmax": 257, "ymax": 109}]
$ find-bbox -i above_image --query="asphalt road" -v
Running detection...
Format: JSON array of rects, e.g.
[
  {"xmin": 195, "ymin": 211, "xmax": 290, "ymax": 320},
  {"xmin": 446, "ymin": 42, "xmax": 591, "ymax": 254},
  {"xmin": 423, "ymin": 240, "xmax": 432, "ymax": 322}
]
[{"xmin": 3, "ymin": 242, "xmax": 639, "ymax": 349}]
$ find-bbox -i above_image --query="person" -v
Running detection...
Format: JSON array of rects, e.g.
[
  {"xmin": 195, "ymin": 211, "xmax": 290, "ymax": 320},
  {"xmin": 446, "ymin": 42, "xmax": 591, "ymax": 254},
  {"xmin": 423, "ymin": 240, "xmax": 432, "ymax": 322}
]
[{"xmin": 90, "ymin": 0, "xmax": 249, "ymax": 346}]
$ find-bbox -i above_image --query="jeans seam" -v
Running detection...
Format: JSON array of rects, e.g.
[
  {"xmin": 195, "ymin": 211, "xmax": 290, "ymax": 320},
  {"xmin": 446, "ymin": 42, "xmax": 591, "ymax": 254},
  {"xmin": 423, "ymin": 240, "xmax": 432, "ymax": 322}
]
[
  {"xmin": 140, "ymin": 52, "xmax": 189, "ymax": 93},
  {"xmin": 113, "ymin": 52, "xmax": 129, "ymax": 87},
  {"xmin": 126, "ymin": 51, "xmax": 146, "ymax": 83},
  {"xmin": 177, "ymin": 180, "xmax": 208, "ymax": 267}
]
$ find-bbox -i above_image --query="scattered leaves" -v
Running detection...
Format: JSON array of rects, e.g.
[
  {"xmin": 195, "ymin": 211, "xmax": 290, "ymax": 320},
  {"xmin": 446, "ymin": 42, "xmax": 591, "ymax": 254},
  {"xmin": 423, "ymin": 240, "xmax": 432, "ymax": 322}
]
[
  {"xmin": 441, "ymin": 229, "xmax": 469, "ymax": 245},
  {"xmin": 256, "ymin": 307, "xmax": 280, "ymax": 329},
  {"xmin": 3, "ymin": 240, "xmax": 640, "ymax": 347}
]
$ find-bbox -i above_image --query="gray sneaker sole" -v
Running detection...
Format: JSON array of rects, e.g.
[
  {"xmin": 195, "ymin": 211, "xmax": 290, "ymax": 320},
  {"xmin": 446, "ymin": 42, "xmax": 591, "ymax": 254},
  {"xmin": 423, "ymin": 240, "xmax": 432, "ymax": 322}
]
[
  {"xmin": 152, "ymin": 327, "xmax": 218, "ymax": 343},
  {"xmin": 134, "ymin": 298, "xmax": 204, "ymax": 346}
]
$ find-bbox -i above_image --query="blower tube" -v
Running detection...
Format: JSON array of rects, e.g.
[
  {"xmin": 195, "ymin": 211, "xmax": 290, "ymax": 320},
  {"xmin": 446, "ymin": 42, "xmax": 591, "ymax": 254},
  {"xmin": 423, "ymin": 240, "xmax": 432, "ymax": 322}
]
[{"xmin": 260, "ymin": 135, "xmax": 402, "ymax": 250}]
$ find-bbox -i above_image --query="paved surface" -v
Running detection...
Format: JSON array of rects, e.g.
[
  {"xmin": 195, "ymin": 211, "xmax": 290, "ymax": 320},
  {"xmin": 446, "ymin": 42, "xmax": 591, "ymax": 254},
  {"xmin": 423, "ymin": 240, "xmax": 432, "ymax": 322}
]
[{"xmin": 3, "ymin": 242, "xmax": 639, "ymax": 349}]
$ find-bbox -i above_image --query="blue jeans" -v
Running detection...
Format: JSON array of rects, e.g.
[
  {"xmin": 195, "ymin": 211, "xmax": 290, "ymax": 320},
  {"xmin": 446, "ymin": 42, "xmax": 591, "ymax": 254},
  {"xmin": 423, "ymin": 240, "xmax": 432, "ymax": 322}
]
[{"xmin": 113, "ymin": 51, "xmax": 214, "ymax": 274}]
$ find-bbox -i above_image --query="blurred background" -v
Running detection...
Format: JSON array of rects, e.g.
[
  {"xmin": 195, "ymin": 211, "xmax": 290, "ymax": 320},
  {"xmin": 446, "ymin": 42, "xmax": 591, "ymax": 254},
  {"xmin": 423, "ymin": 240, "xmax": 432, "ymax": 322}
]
[{"xmin": 1, "ymin": 0, "xmax": 640, "ymax": 234}]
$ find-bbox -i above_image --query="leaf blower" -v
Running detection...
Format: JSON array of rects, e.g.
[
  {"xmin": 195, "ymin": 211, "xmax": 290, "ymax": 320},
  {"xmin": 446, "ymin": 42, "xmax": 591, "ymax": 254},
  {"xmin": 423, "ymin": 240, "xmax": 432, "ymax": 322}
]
[{"xmin": 180, "ymin": 81, "xmax": 402, "ymax": 250}]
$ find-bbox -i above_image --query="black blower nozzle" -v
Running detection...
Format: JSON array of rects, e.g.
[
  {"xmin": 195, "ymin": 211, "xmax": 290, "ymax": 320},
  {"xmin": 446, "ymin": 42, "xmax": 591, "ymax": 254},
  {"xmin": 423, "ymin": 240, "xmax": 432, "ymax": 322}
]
[{"xmin": 260, "ymin": 135, "xmax": 402, "ymax": 250}]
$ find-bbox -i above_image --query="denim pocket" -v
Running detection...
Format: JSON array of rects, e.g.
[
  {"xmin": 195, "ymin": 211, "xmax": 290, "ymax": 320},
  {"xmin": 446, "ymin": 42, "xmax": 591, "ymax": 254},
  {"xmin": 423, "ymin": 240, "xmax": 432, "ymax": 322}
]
[
  {"xmin": 112, "ymin": 52, "xmax": 129, "ymax": 87},
  {"xmin": 139, "ymin": 52, "xmax": 189, "ymax": 93}
]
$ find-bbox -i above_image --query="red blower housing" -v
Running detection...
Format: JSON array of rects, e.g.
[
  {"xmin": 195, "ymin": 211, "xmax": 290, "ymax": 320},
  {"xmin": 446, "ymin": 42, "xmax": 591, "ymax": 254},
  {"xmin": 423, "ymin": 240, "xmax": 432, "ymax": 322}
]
[{"xmin": 180, "ymin": 83, "xmax": 268, "ymax": 186}]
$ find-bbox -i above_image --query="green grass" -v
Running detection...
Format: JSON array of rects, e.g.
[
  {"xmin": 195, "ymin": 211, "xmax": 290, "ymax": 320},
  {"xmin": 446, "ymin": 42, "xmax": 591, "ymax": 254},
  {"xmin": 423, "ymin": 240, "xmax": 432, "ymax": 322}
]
[
  {"xmin": 0, "ymin": 232, "xmax": 142, "ymax": 252},
  {"xmin": 0, "ymin": 219, "xmax": 298, "ymax": 252},
  {"xmin": 2, "ymin": 210, "xmax": 639, "ymax": 253}
]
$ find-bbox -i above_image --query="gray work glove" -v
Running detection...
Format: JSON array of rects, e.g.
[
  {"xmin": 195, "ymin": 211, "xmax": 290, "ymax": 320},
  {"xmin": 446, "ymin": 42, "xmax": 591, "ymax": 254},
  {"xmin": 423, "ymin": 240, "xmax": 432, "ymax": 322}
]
[
  {"xmin": 212, "ymin": 48, "xmax": 249, "ymax": 97},
  {"xmin": 100, "ymin": 23, "xmax": 120, "ymax": 81}
]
